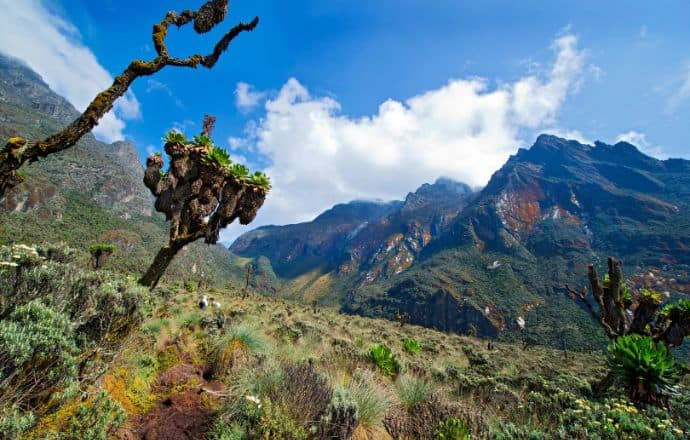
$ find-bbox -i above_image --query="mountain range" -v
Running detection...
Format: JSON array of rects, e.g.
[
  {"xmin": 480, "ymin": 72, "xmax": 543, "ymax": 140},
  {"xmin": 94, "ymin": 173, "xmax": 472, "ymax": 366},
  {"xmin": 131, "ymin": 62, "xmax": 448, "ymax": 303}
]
[{"xmin": 231, "ymin": 135, "xmax": 690, "ymax": 351}]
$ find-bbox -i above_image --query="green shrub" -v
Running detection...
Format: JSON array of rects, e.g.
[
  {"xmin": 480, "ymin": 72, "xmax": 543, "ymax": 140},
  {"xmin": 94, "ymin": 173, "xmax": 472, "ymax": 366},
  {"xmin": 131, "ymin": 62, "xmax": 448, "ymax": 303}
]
[
  {"xmin": 203, "ymin": 145, "xmax": 232, "ymax": 167},
  {"xmin": 143, "ymin": 319, "xmax": 167, "ymax": 339},
  {"xmin": 403, "ymin": 338, "xmax": 422, "ymax": 355},
  {"xmin": 228, "ymin": 163, "xmax": 250, "ymax": 181},
  {"xmin": 60, "ymin": 392, "xmax": 126, "ymax": 440},
  {"xmin": 0, "ymin": 405, "xmax": 34, "ymax": 439},
  {"xmin": 369, "ymin": 344, "xmax": 400, "ymax": 377},
  {"xmin": 0, "ymin": 300, "xmax": 78, "ymax": 407},
  {"xmin": 193, "ymin": 133, "xmax": 215, "ymax": 148},
  {"xmin": 88, "ymin": 244, "xmax": 116, "ymax": 253},
  {"xmin": 256, "ymin": 398, "xmax": 310, "ymax": 439},
  {"xmin": 491, "ymin": 422, "xmax": 547, "ymax": 439},
  {"xmin": 462, "ymin": 345, "xmax": 489, "ymax": 367},
  {"xmin": 608, "ymin": 335, "xmax": 682, "ymax": 406},
  {"xmin": 207, "ymin": 419, "xmax": 248, "ymax": 440},
  {"xmin": 0, "ymin": 243, "xmax": 150, "ymax": 434},
  {"xmin": 560, "ymin": 396, "xmax": 686, "ymax": 439},
  {"xmin": 247, "ymin": 171, "xmax": 271, "ymax": 190},
  {"xmin": 184, "ymin": 280, "xmax": 197, "ymax": 292},
  {"xmin": 317, "ymin": 387, "xmax": 359, "ymax": 439},
  {"xmin": 180, "ymin": 310, "xmax": 203, "ymax": 329},
  {"xmin": 436, "ymin": 417, "xmax": 472, "ymax": 440}
]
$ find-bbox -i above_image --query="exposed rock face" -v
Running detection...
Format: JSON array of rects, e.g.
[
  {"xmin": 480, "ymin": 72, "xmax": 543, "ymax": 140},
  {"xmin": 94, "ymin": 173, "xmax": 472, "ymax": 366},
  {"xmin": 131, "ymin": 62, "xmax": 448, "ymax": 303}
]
[
  {"xmin": 230, "ymin": 177, "xmax": 474, "ymax": 289},
  {"xmin": 0, "ymin": 53, "xmax": 152, "ymax": 219},
  {"xmin": 449, "ymin": 135, "xmax": 688, "ymax": 265},
  {"xmin": 231, "ymin": 200, "xmax": 404, "ymax": 278}
]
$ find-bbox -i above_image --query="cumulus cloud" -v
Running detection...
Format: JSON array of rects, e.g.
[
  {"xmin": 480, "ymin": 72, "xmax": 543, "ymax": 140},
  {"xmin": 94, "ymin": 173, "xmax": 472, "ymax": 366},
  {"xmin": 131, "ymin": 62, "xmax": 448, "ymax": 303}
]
[
  {"xmin": 615, "ymin": 131, "xmax": 666, "ymax": 158},
  {"xmin": 220, "ymin": 34, "xmax": 588, "ymax": 243},
  {"xmin": 0, "ymin": 0, "xmax": 140, "ymax": 143},
  {"xmin": 235, "ymin": 82, "xmax": 266, "ymax": 113}
]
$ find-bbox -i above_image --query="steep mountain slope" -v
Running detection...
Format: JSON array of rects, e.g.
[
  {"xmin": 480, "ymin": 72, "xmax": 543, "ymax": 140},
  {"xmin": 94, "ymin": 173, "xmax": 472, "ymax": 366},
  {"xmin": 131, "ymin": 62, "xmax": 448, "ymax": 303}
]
[
  {"xmin": 0, "ymin": 53, "xmax": 242, "ymax": 286},
  {"xmin": 233, "ymin": 135, "xmax": 690, "ymax": 350},
  {"xmin": 230, "ymin": 178, "xmax": 475, "ymax": 302}
]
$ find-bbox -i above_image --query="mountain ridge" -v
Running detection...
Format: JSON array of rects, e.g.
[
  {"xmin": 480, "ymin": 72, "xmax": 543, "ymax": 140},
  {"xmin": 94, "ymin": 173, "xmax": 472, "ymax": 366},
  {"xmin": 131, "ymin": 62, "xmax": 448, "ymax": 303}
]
[{"xmin": 232, "ymin": 133, "xmax": 690, "ymax": 352}]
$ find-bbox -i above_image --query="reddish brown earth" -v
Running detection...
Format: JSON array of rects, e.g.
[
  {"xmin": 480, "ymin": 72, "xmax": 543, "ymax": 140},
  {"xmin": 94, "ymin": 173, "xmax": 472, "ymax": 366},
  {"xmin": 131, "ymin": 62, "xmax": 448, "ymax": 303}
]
[{"xmin": 117, "ymin": 350, "xmax": 226, "ymax": 440}]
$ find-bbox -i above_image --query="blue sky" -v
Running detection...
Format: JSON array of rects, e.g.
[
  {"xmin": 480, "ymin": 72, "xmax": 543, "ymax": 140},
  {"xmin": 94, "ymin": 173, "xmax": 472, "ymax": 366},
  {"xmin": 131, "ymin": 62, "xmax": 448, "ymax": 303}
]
[{"xmin": 2, "ymin": 0, "xmax": 690, "ymax": 241}]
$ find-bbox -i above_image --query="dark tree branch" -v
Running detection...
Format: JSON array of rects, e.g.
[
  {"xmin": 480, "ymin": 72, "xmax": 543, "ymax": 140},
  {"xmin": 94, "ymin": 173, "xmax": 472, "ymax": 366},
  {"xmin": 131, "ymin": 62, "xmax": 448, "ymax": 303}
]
[{"xmin": 0, "ymin": 0, "xmax": 259, "ymax": 200}]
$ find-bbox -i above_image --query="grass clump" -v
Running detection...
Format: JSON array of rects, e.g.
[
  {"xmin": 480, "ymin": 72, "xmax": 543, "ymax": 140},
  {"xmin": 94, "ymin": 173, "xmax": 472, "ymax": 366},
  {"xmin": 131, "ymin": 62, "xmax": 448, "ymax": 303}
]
[
  {"xmin": 210, "ymin": 324, "xmax": 264, "ymax": 378},
  {"xmin": 180, "ymin": 310, "xmax": 203, "ymax": 329},
  {"xmin": 395, "ymin": 374, "xmax": 434, "ymax": 410},
  {"xmin": 369, "ymin": 343, "xmax": 400, "ymax": 377},
  {"xmin": 345, "ymin": 371, "xmax": 390, "ymax": 435}
]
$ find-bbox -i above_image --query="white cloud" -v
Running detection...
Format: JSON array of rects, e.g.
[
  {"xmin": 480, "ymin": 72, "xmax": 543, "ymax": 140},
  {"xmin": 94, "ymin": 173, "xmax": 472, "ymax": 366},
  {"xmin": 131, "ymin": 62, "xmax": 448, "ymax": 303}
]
[
  {"xmin": 615, "ymin": 131, "xmax": 666, "ymax": 158},
  {"xmin": 666, "ymin": 64, "xmax": 690, "ymax": 113},
  {"xmin": 220, "ymin": 34, "xmax": 588, "ymax": 243},
  {"xmin": 0, "ymin": 0, "xmax": 140, "ymax": 143},
  {"xmin": 235, "ymin": 82, "xmax": 266, "ymax": 113}
]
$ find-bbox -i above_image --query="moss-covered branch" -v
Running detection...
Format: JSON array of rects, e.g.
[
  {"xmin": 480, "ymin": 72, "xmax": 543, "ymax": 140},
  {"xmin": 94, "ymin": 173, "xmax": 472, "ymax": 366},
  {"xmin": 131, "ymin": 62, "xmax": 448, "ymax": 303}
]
[{"xmin": 0, "ymin": 0, "xmax": 259, "ymax": 200}]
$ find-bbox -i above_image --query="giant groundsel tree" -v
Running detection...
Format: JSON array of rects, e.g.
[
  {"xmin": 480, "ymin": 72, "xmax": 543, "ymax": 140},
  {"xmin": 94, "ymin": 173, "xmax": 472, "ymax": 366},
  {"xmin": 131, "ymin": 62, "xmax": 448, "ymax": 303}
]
[
  {"xmin": 140, "ymin": 116, "xmax": 270, "ymax": 289},
  {"xmin": 567, "ymin": 257, "xmax": 690, "ymax": 406}
]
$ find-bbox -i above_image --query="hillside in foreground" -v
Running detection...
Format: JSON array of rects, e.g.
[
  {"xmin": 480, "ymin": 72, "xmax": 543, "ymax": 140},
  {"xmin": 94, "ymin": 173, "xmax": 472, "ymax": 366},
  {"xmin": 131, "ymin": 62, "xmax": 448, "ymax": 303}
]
[{"xmin": 1, "ymin": 243, "xmax": 688, "ymax": 439}]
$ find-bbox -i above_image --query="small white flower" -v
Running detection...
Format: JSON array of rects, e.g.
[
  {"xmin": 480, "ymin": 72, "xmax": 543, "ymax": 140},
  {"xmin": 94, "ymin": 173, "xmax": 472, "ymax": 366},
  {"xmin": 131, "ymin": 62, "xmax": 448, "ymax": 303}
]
[{"xmin": 245, "ymin": 395, "xmax": 261, "ymax": 405}]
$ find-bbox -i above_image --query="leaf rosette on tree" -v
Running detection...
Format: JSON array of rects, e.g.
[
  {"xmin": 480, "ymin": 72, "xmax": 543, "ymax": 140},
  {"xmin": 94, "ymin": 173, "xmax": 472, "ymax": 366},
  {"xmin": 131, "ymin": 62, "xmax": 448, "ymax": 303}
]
[{"xmin": 140, "ymin": 121, "xmax": 270, "ymax": 289}]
